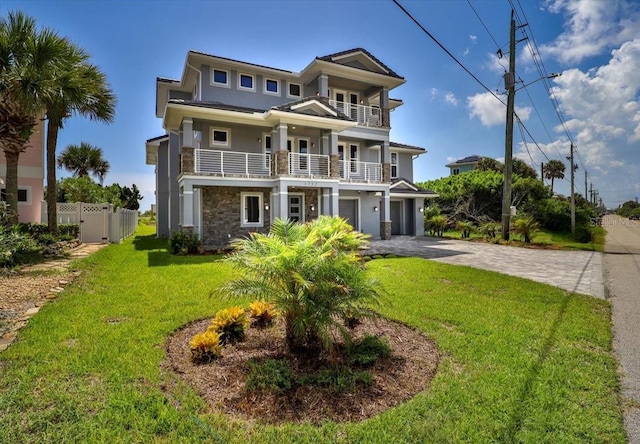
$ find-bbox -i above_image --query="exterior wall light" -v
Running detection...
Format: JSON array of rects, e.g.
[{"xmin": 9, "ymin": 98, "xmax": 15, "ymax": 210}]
[
  {"xmin": 310, "ymin": 205, "xmax": 315, "ymax": 212},
  {"xmin": 419, "ymin": 207, "xmax": 424, "ymax": 213},
  {"xmin": 373, "ymin": 206, "xmax": 379, "ymax": 212},
  {"xmin": 264, "ymin": 203, "xmax": 269, "ymax": 211}
]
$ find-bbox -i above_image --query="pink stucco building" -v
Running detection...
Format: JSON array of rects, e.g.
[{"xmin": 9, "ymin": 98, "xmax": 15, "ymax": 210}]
[{"xmin": 0, "ymin": 120, "xmax": 45, "ymax": 223}]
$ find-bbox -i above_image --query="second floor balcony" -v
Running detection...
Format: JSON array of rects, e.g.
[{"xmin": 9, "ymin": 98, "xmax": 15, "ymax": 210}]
[
  {"xmin": 187, "ymin": 149, "xmax": 385, "ymax": 184},
  {"xmin": 328, "ymin": 100, "xmax": 383, "ymax": 127}
]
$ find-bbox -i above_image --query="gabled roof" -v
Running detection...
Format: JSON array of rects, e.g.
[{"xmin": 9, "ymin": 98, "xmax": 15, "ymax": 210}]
[
  {"xmin": 316, "ymin": 48, "xmax": 403, "ymax": 79},
  {"xmin": 272, "ymin": 97, "xmax": 351, "ymax": 121},
  {"xmin": 445, "ymin": 155, "xmax": 484, "ymax": 167},
  {"xmin": 390, "ymin": 178, "xmax": 438, "ymax": 198}
]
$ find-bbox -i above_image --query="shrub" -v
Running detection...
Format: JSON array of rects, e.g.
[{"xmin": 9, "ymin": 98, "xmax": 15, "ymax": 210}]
[
  {"xmin": 574, "ymin": 225, "xmax": 593, "ymax": 243},
  {"xmin": 346, "ymin": 334, "xmax": 391, "ymax": 367},
  {"xmin": 479, "ymin": 221, "xmax": 499, "ymax": 239},
  {"xmin": 513, "ymin": 215, "xmax": 540, "ymax": 243},
  {"xmin": 426, "ymin": 215, "xmax": 447, "ymax": 237},
  {"xmin": 58, "ymin": 224, "xmax": 80, "ymax": 239},
  {"xmin": 169, "ymin": 230, "xmax": 201, "ymax": 255},
  {"xmin": 455, "ymin": 221, "xmax": 475, "ymax": 238},
  {"xmin": 248, "ymin": 300, "xmax": 278, "ymax": 329},
  {"xmin": 207, "ymin": 306, "xmax": 249, "ymax": 345},
  {"xmin": 221, "ymin": 216, "xmax": 382, "ymax": 355},
  {"xmin": 246, "ymin": 358, "xmax": 295, "ymax": 392},
  {"xmin": 189, "ymin": 330, "xmax": 223, "ymax": 363},
  {"xmin": 0, "ymin": 228, "xmax": 43, "ymax": 268}
]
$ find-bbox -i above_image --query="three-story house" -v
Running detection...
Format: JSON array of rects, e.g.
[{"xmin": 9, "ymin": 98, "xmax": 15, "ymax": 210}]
[{"xmin": 146, "ymin": 48, "xmax": 436, "ymax": 248}]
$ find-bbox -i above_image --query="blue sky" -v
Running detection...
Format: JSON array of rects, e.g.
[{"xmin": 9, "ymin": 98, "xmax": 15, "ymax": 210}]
[{"xmin": 3, "ymin": 0, "xmax": 639, "ymax": 211}]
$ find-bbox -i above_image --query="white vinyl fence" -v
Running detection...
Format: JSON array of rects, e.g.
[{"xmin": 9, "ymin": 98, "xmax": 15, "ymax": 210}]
[{"xmin": 41, "ymin": 202, "xmax": 138, "ymax": 244}]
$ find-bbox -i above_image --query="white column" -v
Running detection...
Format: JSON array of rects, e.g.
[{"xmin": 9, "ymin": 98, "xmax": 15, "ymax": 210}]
[{"xmin": 181, "ymin": 182, "xmax": 194, "ymax": 227}]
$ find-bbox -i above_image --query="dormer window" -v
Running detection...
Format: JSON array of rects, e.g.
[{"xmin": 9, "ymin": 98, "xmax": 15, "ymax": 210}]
[
  {"xmin": 238, "ymin": 73, "xmax": 255, "ymax": 92},
  {"xmin": 212, "ymin": 69, "xmax": 229, "ymax": 87},
  {"xmin": 264, "ymin": 78, "xmax": 279, "ymax": 95},
  {"xmin": 288, "ymin": 82, "xmax": 301, "ymax": 98}
]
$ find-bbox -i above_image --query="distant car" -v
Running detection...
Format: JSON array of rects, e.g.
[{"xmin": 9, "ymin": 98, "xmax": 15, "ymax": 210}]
[{"xmin": 630, "ymin": 215, "xmax": 639, "ymax": 220}]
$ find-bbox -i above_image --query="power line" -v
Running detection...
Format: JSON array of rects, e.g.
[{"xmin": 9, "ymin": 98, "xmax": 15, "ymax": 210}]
[{"xmin": 392, "ymin": 0, "xmax": 506, "ymax": 107}]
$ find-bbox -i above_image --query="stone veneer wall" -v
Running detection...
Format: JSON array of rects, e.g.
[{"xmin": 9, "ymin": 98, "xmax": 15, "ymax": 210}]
[{"xmin": 201, "ymin": 186, "xmax": 271, "ymax": 249}]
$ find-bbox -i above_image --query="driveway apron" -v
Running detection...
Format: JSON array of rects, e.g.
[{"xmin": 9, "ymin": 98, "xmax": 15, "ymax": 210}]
[{"xmin": 365, "ymin": 236, "xmax": 604, "ymax": 298}]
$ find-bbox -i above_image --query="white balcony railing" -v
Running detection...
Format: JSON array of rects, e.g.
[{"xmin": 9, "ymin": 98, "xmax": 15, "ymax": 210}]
[
  {"xmin": 339, "ymin": 160, "xmax": 383, "ymax": 183},
  {"xmin": 328, "ymin": 100, "xmax": 383, "ymax": 127},
  {"xmin": 288, "ymin": 152, "xmax": 330, "ymax": 177},
  {"xmin": 194, "ymin": 149, "xmax": 271, "ymax": 177}
]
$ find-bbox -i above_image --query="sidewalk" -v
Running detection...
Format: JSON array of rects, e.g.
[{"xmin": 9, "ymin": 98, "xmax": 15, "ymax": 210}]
[{"xmin": 0, "ymin": 243, "xmax": 107, "ymax": 353}]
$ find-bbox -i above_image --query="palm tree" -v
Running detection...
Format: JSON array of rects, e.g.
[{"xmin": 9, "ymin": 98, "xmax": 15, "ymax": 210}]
[
  {"xmin": 0, "ymin": 11, "xmax": 71, "ymax": 223},
  {"xmin": 57, "ymin": 142, "xmax": 110, "ymax": 183},
  {"xmin": 513, "ymin": 214, "xmax": 539, "ymax": 243},
  {"xmin": 544, "ymin": 159, "xmax": 566, "ymax": 193},
  {"xmin": 221, "ymin": 216, "xmax": 382, "ymax": 355},
  {"xmin": 45, "ymin": 59, "xmax": 116, "ymax": 232}
]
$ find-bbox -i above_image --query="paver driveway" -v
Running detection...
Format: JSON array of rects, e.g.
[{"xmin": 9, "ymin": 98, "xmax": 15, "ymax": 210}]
[{"xmin": 366, "ymin": 236, "xmax": 604, "ymax": 298}]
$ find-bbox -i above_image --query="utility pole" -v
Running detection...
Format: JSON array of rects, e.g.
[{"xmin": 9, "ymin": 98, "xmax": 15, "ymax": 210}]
[
  {"xmin": 541, "ymin": 162, "xmax": 544, "ymax": 183},
  {"xmin": 590, "ymin": 182, "xmax": 594, "ymax": 205},
  {"xmin": 584, "ymin": 171, "xmax": 588, "ymax": 201},
  {"xmin": 501, "ymin": 10, "xmax": 516, "ymax": 241},
  {"xmin": 569, "ymin": 143, "xmax": 575, "ymax": 234}
]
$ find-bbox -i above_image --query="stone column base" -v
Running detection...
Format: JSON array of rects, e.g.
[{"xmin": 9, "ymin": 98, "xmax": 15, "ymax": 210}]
[{"xmin": 380, "ymin": 221, "xmax": 391, "ymax": 240}]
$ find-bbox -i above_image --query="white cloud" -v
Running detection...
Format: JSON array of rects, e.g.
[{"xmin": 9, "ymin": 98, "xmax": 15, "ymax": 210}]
[
  {"xmin": 431, "ymin": 88, "xmax": 458, "ymax": 106},
  {"xmin": 541, "ymin": 0, "xmax": 640, "ymax": 64},
  {"xmin": 467, "ymin": 92, "xmax": 532, "ymax": 126}
]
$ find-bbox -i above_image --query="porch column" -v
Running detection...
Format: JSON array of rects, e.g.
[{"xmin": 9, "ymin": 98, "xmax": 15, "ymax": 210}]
[
  {"xmin": 182, "ymin": 118, "xmax": 194, "ymax": 147},
  {"xmin": 317, "ymin": 73, "xmax": 329, "ymax": 97},
  {"xmin": 380, "ymin": 190, "xmax": 391, "ymax": 240},
  {"xmin": 414, "ymin": 197, "xmax": 425, "ymax": 236},
  {"xmin": 272, "ymin": 123, "xmax": 289, "ymax": 175},
  {"xmin": 329, "ymin": 130, "xmax": 340, "ymax": 179},
  {"xmin": 380, "ymin": 87, "xmax": 390, "ymax": 128},
  {"xmin": 381, "ymin": 140, "xmax": 391, "ymax": 183},
  {"xmin": 180, "ymin": 182, "xmax": 194, "ymax": 229}
]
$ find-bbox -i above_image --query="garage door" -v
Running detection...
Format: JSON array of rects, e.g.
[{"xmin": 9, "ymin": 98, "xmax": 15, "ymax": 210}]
[{"xmin": 339, "ymin": 199, "xmax": 358, "ymax": 230}]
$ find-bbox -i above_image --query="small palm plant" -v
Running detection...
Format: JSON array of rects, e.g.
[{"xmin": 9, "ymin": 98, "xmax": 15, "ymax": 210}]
[
  {"xmin": 513, "ymin": 215, "xmax": 540, "ymax": 243},
  {"xmin": 220, "ymin": 216, "xmax": 382, "ymax": 355}
]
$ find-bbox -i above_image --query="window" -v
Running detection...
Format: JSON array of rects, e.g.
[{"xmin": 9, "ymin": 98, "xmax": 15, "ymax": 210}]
[
  {"xmin": 298, "ymin": 139, "xmax": 309, "ymax": 170},
  {"xmin": 212, "ymin": 69, "xmax": 229, "ymax": 87},
  {"xmin": 288, "ymin": 82, "xmax": 301, "ymax": 98},
  {"xmin": 264, "ymin": 78, "xmax": 279, "ymax": 95},
  {"xmin": 453, "ymin": 168, "xmax": 460, "ymax": 175},
  {"xmin": 391, "ymin": 152, "xmax": 398, "ymax": 179},
  {"xmin": 0, "ymin": 188, "xmax": 28, "ymax": 203},
  {"xmin": 238, "ymin": 73, "xmax": 255, "ymax": 91},
  {"xmin": 210, "ymin": 127, "xmax": 230, "ymax": 147},
  {"xmin": 263, "ymin": 134, "xmax": 271, "ymax": 168},
  {"xmin": 241, "ymin": 192, "xmax": 263, "ymax": 227},
  {"xmin": 349, "ymin": 144, "xmax": 359, "ymax": 173}
]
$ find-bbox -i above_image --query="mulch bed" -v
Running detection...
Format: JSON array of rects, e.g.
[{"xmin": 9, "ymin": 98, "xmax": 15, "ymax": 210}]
[{"xmin": 163, "ymin": 316, "xmax": 440, "ymax": 424}]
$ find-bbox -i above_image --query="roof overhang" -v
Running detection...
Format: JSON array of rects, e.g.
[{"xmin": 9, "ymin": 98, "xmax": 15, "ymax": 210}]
[
  {"xmin": 299, "ymin": 59, "xmax": 405, "ymax": 90},
  {"xmin": 163, "ymin": 102, "xmax": 358, "ymax": 132},
  {"xmin": 390, "ymin": 191, "xmax": 439, "ymax": 199},
  {"xmin": 145, "ymin": 135, "xmax": 168, "ymax": 165}
]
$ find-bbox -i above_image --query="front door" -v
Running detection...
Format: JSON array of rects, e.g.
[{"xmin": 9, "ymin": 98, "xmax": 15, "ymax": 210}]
[
  {"xmin": 390, "ymin": 201, "xmax": 403, "ymax": 235},
  {"xmin": 339, "ymin": 199, "xmax": 359, "ymax": 230},
  {"xmin": 288, "ymin": 194, "xmax": 304, "ymax": 223}
]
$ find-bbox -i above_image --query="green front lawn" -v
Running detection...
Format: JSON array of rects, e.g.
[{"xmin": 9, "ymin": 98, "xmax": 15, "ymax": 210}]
[{"xmin": 0, "ymin": 224, "xmax": 624, "ymax": 443}]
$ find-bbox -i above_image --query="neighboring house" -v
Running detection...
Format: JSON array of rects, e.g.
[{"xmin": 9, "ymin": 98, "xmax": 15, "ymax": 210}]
[
  {"xmin": 446, "ymin": 155, "xmax": 483, "ymax": 176},
  {"xmin": 0, "ymin": 119, "xmax": 45, "ymax": 223},
  {"xmin": 146, "ymin": 48, "xmax": 437, "ymax": 248}
]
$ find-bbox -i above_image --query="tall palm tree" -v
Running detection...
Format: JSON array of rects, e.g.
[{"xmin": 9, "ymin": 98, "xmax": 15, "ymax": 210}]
[
  {"xmin": 0, "ymin": 11, "xmax": 71, "ymax": 223},
  {"xmin": 57, "ymin": 142, "xmax": 110, "ymax": 182},
  {"xmin": 45, "ymin": 61, "xmax": 116, "ymax": 231},
  {"xmin": 544, "ymin": 159, "xmax": 566, "ymax": 193}
]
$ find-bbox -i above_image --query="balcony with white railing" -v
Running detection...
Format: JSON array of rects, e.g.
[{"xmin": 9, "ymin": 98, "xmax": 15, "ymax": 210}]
[
  {"xmin": 194, "ymin": 149, "xmax": 271, "ymax": 177},
  {"xmin": 288, "ymin": 152, "xmax": 330, "ymax": 178},
  {"xmin": 328, "ymin": 100, "xmax": 383, "ymax": 127},
  {"xmin": 339, "ymin": 160, "xmax": 383, "ymax": 183}
]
